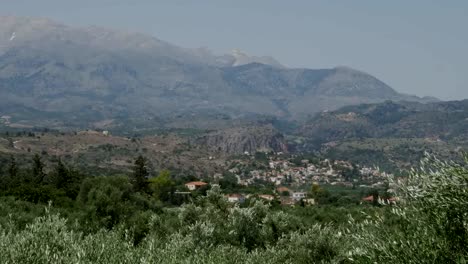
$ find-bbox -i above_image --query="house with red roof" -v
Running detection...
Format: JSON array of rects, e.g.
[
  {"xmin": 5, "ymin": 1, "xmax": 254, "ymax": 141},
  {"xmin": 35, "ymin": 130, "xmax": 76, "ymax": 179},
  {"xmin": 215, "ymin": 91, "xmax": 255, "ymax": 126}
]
[{"xmin": 185, "ymin": 181, "xmax": 208, "ymax": 191}]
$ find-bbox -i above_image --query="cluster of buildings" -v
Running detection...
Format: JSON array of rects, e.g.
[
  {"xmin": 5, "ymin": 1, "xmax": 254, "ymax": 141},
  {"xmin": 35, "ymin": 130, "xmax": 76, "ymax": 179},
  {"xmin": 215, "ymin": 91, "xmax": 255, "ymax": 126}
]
[
  {"xmin": 183, "ymin": 155, "xmax": 395, "ymax": 206},
  {"xmin": 183, "ymin": 180, "xmax": 311, "ymax": 206},
  {"xmin": 358, "ymin": 167, "xmax": 394, "ymax": 188},
  {"xmin": 228, "ymin": 156, "xmax": 391, "ymax": 189}
]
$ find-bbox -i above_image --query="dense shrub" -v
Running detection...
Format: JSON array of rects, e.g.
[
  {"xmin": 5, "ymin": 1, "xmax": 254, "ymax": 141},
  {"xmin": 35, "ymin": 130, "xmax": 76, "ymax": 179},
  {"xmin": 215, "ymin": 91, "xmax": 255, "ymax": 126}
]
[
  {"xmin": 0, "ymin": 187, "xmax": 348, "ymax": 263},
  {"xmin": 0, "ymin": 155, "xmax": 467, "ymax": 263},
  {"xmin": 350, "ymin": 154, "xmax": 468, "ymax": 263}
]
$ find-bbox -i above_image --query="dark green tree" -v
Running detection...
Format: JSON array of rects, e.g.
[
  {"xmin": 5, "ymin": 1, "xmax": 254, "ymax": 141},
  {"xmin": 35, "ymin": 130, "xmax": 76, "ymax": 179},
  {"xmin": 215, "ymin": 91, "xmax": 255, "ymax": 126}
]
[
  {"xmin": 310, "ymin": 183, "xmax": 331, "ymax": 204},
  {"xmin": 369, "ymin": 189, "xmax": 379, "ymax": 206},
  {"xmin": 49, "ymin": 159, "xmax": 83, "ymax": 200},
  {"xmin": 132, "ymin": 155, "xmax": 149, "ymax": 192},
  {"xmin": 54, "ymin": 159, "xmax": 69, "ymax": 190},
  {"xmin": 343, "ymin": 165, "xmax": 360, "ymax": 182},
  {"xmin": 8, "ymin": 156, "xmax": 18, "ymax": 178},
  {"xmin": 149, "ymin": 169, "xmax": 175, "ymax": 202},
  {"xmin": 219, "ymin": 172, "xmax": 239, "ymax": 192},
  {"xmin": 78, "ymin": 176, "xmax": 134, "ymax": 229},
  {"xmin": 32, "ymin": 154, "xmax": 45, "ymax": 184}
]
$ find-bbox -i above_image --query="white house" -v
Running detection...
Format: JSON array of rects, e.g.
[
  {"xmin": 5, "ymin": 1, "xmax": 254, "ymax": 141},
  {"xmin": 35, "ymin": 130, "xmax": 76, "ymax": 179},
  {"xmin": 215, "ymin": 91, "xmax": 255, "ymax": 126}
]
[{"xmin": 292, "ymin": 192, "xmax": 306, "ymax": 201}]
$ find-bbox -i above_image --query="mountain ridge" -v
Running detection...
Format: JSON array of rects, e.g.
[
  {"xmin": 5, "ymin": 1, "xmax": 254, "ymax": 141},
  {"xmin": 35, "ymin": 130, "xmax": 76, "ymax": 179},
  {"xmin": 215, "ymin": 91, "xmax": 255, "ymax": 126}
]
[{"xmin": 0, "ymin": 16, "xmax": 437, "ymax": 129}]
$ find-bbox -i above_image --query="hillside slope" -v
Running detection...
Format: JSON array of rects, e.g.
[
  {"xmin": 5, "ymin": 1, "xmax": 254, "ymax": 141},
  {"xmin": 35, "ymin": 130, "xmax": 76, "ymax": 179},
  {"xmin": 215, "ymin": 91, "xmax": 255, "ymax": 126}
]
[{"xmin": 296, "ymin": 100, "xmax": 468, "ymax": 170}]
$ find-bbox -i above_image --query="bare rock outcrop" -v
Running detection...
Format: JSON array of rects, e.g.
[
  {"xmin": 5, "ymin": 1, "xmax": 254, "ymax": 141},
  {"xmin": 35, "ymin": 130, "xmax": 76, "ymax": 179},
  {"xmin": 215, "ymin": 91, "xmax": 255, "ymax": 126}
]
[{"xmin": 199, "ymin": 125, "xmax": 288, "ymax": 155}]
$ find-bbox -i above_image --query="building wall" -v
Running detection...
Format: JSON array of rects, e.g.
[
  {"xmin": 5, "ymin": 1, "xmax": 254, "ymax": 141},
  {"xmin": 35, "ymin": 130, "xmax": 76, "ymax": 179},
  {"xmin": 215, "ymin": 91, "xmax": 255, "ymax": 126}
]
[{"xmin": 186, "ymin": 184, "xmax": 196, "ymax": 191}]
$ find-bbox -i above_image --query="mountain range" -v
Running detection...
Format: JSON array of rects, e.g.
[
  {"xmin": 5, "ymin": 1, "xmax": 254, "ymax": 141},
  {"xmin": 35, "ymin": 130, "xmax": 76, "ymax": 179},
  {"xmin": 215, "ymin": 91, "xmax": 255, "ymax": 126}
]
[{"xmin": 0, "ymin": 16, "xmax": 437, "ymax": 130}]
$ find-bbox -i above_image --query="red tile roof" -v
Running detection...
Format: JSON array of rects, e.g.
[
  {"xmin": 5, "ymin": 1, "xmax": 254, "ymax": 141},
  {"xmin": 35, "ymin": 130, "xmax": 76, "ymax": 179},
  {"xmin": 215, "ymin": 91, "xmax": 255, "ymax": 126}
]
[{"xmin": 277, "ymin": 187, "xmax": 291, "ymax": 193}]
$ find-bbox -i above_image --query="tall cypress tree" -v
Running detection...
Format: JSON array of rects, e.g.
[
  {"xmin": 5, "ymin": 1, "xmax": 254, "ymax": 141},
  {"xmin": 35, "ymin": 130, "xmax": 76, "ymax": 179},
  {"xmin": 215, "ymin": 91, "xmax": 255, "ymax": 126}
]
[
  {"xmin": 132, "ymin": 155, "xmax": 149, "ymax": 192},
  {"xmin": 32, "ymin": 154, "xmax": 45, "ymax": 184},
  {"xmin": 54, "ymin": 159, "xmax": 69, "ymax": 190},
  {"xmin": 8, "ymin": 156, "xmax": 18, "ymax": 178}
]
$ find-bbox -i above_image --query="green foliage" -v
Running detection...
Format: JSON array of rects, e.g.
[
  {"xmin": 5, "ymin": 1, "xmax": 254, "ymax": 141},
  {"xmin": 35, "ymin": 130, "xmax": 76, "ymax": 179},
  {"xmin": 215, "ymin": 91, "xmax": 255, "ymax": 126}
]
[
  {"xmin": 0, "ymin": 154, "xmax": 467, "ymax": 263},
  {"xmin": 49, "ymin": 159, "xmax": 83, "ymax": 200},
  {"xmin": 131, "ymin": 155, "xmax": 149, "ymax": 193},
  {"xmin": 219, "ymin": 172, "xmax": 241, "ymax": 192},
  {"xmin": 8, "ymin": 184, "xmax": 69, "ymax": 205},
  {"xmin": 0, "ymin": 197, "xmax": 56, "ymax": 231},
  {"xmin": 342, "ymin": 165, "xmax": 360, "ymax": 181},
  {"xmin": 149, "ymin": 170, "xmax": 175, "ymax": 203},
  {"xmin": 52, "ymin": 159, "xmax": 68, "ymax": 189},
  {"xmin": 77, "ymin": 176, "xmax": 159, "ymax": 231},
  {"xmin": 309, "ymin": 184, "xmax": 361, "ymax": 206},
  {"xmin": 254, "ymin": 152, "xmax": 269, "ymax": 164},
  {"xmin": 0, "ymin": 157, "xmax": 78, "ymax": 205},
  {"xmin": 310, "ymin": 183, "xmax": 324, "ymax": 198},
  {"xmin": 0, "ymin": 187, "xmax": 348, "ymax": 263},
  {"xmin": 32, "ymin": 154, "xmax": 45, "ymax": 184},
  {"xmin": 350, "ymin": 154, "xmax": 468, "ymax": 263},
  {"xmin": 8, "ymin": 156, "xmax": 18, "ymax": 178}
]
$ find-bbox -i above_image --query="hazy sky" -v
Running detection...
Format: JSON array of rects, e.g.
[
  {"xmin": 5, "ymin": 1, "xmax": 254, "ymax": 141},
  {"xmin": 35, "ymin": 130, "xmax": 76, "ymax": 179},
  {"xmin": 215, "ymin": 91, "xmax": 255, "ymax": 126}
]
[{"xmin": 2, "ymin": 0, "xmax": 467, "ymax": 100}]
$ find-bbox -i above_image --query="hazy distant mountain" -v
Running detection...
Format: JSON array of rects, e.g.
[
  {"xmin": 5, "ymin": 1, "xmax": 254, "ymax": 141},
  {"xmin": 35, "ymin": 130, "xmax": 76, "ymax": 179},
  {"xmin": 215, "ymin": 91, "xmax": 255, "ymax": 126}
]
[{"xmin": 0, "ymin": 16, "xmax": 435, "ymax": 128}]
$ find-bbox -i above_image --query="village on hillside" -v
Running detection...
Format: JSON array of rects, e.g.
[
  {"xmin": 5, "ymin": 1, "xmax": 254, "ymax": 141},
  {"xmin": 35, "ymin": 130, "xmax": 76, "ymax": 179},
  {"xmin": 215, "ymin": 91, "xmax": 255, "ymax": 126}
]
[{"xmin": 183, "ymin": 152, "xmax": 395, "ymax": 206}]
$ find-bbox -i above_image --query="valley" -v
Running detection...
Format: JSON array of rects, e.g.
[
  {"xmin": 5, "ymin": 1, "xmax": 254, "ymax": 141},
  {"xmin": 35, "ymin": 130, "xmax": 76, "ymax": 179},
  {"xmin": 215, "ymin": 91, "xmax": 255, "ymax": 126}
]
[{"xmin": 0, "ymin": 12, "xmax": 467, "ymax": 264}]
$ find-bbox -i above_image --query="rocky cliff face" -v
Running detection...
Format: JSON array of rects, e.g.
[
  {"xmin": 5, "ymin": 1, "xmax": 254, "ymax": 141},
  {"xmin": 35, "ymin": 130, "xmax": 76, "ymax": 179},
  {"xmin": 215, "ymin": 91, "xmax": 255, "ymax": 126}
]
[{"xmin": 199, "ymin": 125, "xmax": 288, "ymax": 155}]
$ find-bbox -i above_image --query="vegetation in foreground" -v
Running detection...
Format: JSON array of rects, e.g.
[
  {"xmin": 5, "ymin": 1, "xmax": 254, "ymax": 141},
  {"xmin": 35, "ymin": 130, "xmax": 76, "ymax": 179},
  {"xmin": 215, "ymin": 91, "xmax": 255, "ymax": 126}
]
[{"xmin": 0, "ymin": 154, "xmax": 466, "ymax": 263}]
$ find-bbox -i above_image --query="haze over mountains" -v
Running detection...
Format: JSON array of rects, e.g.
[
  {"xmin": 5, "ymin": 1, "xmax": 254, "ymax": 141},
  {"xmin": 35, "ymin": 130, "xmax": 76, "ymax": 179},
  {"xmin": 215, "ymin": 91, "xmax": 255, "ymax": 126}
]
[
  {"xmin": 0, "ymin": 16, "xmax": 437, "ymax": 129},
  {"xmin": 0, "ymin": 15, "xmax": 466, "ymax": 173}
]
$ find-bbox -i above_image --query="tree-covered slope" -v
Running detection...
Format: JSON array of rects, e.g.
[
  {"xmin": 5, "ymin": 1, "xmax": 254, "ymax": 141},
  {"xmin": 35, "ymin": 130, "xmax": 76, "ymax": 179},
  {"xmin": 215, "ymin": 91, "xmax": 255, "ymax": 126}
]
[{"xmin": 296, "ymin": 100, "xmax": 468, "ymax": 170}]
